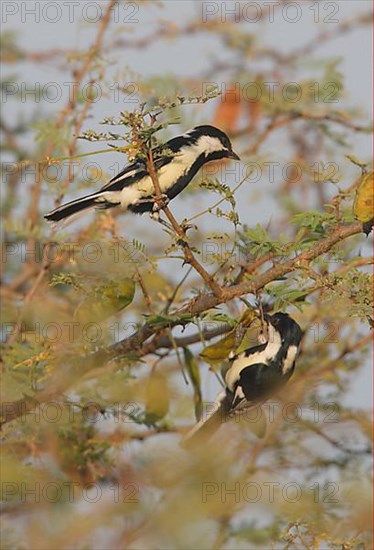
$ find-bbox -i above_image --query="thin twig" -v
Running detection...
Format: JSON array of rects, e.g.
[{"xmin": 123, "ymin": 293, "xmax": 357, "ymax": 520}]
[{"xmin": 146, "ymin": 147, "xmax": 224, "ymax": 298}]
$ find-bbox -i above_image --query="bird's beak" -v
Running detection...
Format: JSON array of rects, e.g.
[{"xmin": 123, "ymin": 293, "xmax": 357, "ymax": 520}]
[{"xmin": 227, "ymin": 150, "xmax": 240, "ymax": 161}]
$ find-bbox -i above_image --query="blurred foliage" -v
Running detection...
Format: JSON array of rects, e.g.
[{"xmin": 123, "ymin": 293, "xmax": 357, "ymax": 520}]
[{"xmin": 1, "ymin": 2, "xmax": 373, "ymax": 549}]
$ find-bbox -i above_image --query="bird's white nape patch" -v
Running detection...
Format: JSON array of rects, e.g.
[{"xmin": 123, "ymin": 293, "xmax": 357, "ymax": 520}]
[
  {"xmin": 225, "ymin": 320, "xmax": 285, "ymax": 391},
  {"xmin": 196, "ymin": 135, "xmax": 226, "ymax": 156}
]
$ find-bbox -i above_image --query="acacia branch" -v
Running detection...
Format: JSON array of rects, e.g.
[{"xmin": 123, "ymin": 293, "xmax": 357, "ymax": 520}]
[
  {"xmin": 104, "ymin": 221, "xmax": 363, "ymax": 359},
  {"xmin": 1, "ymin": 221, "xmax": 364, "ymax": 428},
  {"xmin": 146, "ymin": 148, "xmax": 223, "ymax": 298},
  {"xmin": 237, "ymin": 111, "xmax": 371, "ymax": 156}
]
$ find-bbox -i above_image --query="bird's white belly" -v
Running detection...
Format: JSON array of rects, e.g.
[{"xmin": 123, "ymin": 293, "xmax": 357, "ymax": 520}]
[
  {"xmin": 100, "ymin": 186, "xmax": 145, "ymax": 208},
  {"xmin": 158, "ymin": 161, "xmax": 189, "ymax": 192},
  {"xmin": 112, "ymin": 161, "xmax": 190, "ymax": 208}
]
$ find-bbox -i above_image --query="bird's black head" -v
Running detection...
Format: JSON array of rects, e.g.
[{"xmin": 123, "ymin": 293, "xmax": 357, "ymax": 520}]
[
  {"xmin": 266, "ymin": 312, "xmax": 303, "ymax": 347},
  {"xmin": 185, "ymin": 125, "xmax": 240, "ymax": 162}
]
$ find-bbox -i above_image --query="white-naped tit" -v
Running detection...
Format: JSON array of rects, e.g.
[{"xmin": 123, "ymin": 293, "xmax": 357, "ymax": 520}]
[
  {"xmin": 181, "ymin": 312, "xmax": 303, "ymax": 450},
  {"xmin": 44, "ymin": 125, "xmax": 239, "ymax": 226}
]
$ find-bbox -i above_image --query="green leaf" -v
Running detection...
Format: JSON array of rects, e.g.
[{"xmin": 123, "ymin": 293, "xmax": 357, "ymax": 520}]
[
  {"xmin": 100, "ymin": 278, "xmax": 136, "ymax": 311},
  {"xmin": 266, "ymin": 283, "xmax": 310, "ymax": 311},
  {"xmin": 200, "ymin": 331, "xmax": 236, "ymax": 368},
  {"xmin": 75, "ymin": 278, "xmax": 135, "ymax": 323},
  {"xmin": 144, "ymin": 312, "xmax": 193, "ymax": 329},
  {"xmin": 206, "ymin": 313, "xmax": 237, "ymax": 326},
  {"xmin": 145, "ymin": 370, "xmax": 169, "ymax": 422},
  {"xmin": 50, "ymin": 272, "xmax": 85, "ymax": 291},
  {"xmin": 291, "ymin": 211, "xmax": 335, "ymax": 233},
  {"xmin": 240, "ymin": 224, "xmax": 289, "ymax": 257},
  {"xmin": 183, "ymin": 347, "xmax": 202, "ymax": 421}
]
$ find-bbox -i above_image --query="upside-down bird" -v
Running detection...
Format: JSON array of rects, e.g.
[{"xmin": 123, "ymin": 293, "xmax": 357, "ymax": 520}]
[{"xmin": 182, "ymin": 312, "xmax": 303, "ymax": 449}]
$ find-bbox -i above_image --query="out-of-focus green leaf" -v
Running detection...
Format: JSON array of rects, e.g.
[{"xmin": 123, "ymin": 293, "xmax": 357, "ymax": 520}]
[
  {"xmin": 200, "ymin": 331, "xmax": 236, "ymax": 369},
  {"xmin": 145, "ymin": 370, "xmax": 169, "ymax": 422},
  {"xmin": 101, "ymin": 278, "xmax": 136, "ymax": 310},
  {"xmin": 200, "ymin": 309, "xmax": 256, "ymax": 368},
  {"xmin": 183, "ymin": 347, "xmax": 202, "ymax": 421},
  {"xmin": 75, "ymin": 278, "xmax": 135, "ymax": 322},
  {"xmin": 291, "ymin": 210, "xmax": 335, "ymax": 233},
  {"xmin": 144, "ymin": 312, "xmax": 193, "ymax": 328}
]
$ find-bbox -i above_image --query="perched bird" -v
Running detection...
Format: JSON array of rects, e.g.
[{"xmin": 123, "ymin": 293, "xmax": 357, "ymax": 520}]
[
  {"xmin": 181, "ymin": 312, "xmax": 303, "ymax": 449},
  {"xmin": 353, "ymin": 171, "xmax": 373, "ymax": 236},
  {"xmin": 44, "ymin": 125, "xmax": 239, "ymax": 226}
]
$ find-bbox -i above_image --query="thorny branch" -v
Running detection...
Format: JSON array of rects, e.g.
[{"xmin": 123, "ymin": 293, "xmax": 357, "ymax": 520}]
[
  {"xmin": 0, "ymin": 220, "xmax": 367, "ymax": 427},
  {"xmin": 1, "ymin": 5, "xmax": 372, "ymax": 548},
  {"xmin": 145, "ymin": 147, "xmax": 223, "ymax": 298}
]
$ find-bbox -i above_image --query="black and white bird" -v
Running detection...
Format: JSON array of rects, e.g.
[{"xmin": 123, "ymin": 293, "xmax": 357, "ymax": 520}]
[
  {"xmin": 182, "ymin": 312, "xmax": 303, "ymax": 449},
  {"xmin": 44, "ymin": 125, "xmax": 239, "ymax": 226}
]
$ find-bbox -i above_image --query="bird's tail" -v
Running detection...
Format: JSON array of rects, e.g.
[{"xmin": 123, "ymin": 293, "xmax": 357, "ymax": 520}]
[
  {"xmin": 44, "ymin": 192, "xmax": 118, "ymax": 227},
  {"xmin": 180, "ymin": 407, "xmax": 226, "ymax": 450},
  {"xmin": 181, "ymin": 402, "xmax": 268, "ymax": 450}
]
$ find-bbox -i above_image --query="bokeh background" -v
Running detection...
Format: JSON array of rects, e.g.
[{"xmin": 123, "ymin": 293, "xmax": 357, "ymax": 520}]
[{"xmin": 1, "ymin": 1, "xmax": 373, "ymax": 549}]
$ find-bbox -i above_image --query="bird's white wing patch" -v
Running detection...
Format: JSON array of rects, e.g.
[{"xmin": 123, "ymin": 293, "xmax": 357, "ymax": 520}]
[
  {"xmin": 100, "ymin": 164, "xmax": 145, "ymax": 190},
  {"xmin": 258, "ymin": 332, "xmax": 267, "ymax": 344},
  {"xmin": 230, "ymin": 385, "xmax": 245, "ymax": 409},
  {"xmin": 115, "ymin": 154, "xmax": 198, "ymax": 207},
  {"xmin": 225, "ymin": 324, "xmax": 282, "ymax": 391},
  {"xmin": 110, "ymin": 168, "xmax": 139, "ymax": 182},
  {"xmin": 282, "ymin": 345, "xmax": 298, "ymax": 373},
  {"xmin": 225, "ymin": 354, "xmax": 258, "ymax": 391},
  {"xmin": 264, "ymin": 323, "xmax": 282, "ymax": 358}
]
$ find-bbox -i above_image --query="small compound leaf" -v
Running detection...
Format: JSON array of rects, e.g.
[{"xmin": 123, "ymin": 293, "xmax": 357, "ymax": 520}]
[{"xmin": 74, "ymin": 279, "xmax": 135, "ymax": 323}]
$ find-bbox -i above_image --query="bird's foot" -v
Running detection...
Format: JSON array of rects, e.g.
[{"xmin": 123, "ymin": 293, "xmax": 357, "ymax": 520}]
[
  {"xmin": 152, "ymin": 194, "xmax": 169, "ymax": 212},
  {"xmin": 180, "ymin": 219, "xmax": 197, "ymax": 233},
  {"xmin": 149, "ymin": 210, "xmax": 174, "ymax": 232}
]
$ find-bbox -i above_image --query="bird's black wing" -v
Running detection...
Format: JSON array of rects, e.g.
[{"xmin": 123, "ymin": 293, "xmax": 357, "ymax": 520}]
[
  {"xmin": 229, "ymin": 362, "xmax": 286, "ymax": 415},
  {"xmin": 228, "ymin": 341, "xmax": 267, "ymax": 364},
  {"xmin": 99, "ymin": 147, "xmax": 177, "ymax": 192},
  {"xmin": 99, "ymin": 160, "xmax": 148, "ymax": 192}
]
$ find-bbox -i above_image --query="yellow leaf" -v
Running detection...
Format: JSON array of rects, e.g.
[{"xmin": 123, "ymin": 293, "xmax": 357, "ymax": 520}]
[
  {"xmin": 200, "ymin": 331, "xmax": 236, "ymax": 367},
  {"xmin": 353, "ymin": 171, "xmax": 373, "ymax": 235},
  {"xmin": 200, "ymin": 309, "xmax": 256, "ymax": 368}
]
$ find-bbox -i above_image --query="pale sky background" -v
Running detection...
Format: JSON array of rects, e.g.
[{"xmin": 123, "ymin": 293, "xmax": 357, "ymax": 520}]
[{"xmin": 2, "ymin": 0, "xmax": 373, "ymax": 409}]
